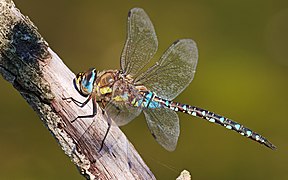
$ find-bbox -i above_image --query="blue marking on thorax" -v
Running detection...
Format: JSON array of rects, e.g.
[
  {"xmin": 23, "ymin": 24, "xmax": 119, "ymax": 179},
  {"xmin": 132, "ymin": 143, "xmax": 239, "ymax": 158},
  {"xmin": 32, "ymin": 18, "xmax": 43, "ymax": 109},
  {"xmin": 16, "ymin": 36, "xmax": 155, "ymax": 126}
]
[{"xmin": 136, "ymin": 99, "xmax": 143, "ymax": 107}]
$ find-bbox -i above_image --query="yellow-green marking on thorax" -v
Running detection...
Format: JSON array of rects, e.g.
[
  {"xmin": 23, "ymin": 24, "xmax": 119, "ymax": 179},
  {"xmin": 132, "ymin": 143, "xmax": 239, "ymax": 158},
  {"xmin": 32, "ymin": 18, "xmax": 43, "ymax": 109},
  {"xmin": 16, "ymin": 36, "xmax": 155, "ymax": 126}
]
[{"xmin": 99, "ymin": 86, "xmax": 112, "ymax": 95}]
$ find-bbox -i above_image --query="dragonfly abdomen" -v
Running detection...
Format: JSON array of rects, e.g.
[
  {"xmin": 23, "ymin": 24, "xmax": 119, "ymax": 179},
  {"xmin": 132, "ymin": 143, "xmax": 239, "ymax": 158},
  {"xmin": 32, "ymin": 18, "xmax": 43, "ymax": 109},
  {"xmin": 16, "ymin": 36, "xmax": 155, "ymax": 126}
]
[{"xmin": 144, "ymin": 92, "xmax": 277, "ymax": 150}]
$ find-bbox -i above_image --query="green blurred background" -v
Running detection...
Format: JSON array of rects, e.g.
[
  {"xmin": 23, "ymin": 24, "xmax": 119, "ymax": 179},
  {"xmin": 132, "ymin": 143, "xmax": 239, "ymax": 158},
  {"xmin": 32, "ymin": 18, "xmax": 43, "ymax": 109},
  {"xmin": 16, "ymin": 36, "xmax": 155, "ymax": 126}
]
[{"xmin": 0, "ymin": 0, "xmax": 287, "ymax": 179}]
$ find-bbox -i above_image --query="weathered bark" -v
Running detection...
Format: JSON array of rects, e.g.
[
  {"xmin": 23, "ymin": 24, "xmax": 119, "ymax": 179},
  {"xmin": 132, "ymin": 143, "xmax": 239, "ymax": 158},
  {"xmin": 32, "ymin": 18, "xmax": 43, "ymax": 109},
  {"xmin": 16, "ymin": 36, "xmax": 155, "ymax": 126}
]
[{"xmin": 0, "ymin": 0, "xmax": 155, "ymax": 179}]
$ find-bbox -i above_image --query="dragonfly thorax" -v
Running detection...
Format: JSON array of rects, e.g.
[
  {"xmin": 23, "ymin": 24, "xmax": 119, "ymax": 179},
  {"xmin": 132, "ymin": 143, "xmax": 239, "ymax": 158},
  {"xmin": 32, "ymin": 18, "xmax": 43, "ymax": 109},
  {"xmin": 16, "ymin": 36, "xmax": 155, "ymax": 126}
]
[
  {"xmin": 96, "ymin": 70, "xmax": 119, "ymax": 96},
  {"xmin": 97, "ymin": 70, "xmax": 148, "ymax": 107}
]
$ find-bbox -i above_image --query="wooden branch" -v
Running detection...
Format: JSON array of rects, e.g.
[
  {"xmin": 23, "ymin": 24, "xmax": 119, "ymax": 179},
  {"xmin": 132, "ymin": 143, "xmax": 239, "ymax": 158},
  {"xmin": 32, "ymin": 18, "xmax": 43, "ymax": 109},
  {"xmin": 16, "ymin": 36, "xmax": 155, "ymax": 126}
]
[{"xmin": 0, "ymin": 1, "xmax": 155, "ymax": 179}]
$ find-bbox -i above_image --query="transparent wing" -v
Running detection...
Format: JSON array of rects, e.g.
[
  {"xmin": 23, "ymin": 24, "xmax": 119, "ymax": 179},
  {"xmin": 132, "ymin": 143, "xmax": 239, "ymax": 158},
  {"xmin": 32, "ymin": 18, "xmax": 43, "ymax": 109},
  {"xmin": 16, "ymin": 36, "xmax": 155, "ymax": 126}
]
[
  {"xmin": 135, "ymin": 39, "xmax": 198, "ymax": 100},
  {"xmin": 143, "ymin": 108, "xmax": 180, "ymax": 151},
  {"xmin": 121, "ymin": 8, "xmax": 158, "ymax": 76},
  {"xmin": 104, "ymin": 80, "xmax": 143, "ymax": 126},
  {"xmin": 104, "ymin": 100, "xmax": 142, "ymax": 126}
]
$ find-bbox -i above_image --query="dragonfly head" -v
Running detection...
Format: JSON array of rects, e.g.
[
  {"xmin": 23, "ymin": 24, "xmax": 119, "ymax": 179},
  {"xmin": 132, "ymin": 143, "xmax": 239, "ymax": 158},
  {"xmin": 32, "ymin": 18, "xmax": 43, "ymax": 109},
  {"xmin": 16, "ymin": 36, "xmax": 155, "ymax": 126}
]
[{"xmin": 74, "ymin": 68, "xmax": 97, "ymax": 97}]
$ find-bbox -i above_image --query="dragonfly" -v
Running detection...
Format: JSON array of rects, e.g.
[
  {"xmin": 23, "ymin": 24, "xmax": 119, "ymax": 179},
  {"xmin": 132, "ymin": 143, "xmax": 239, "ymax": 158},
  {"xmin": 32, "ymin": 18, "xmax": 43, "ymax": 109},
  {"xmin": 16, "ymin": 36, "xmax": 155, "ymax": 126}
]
[{"xmin": 64, "ymin": 8, "xmax": 276, "ymax": 151}]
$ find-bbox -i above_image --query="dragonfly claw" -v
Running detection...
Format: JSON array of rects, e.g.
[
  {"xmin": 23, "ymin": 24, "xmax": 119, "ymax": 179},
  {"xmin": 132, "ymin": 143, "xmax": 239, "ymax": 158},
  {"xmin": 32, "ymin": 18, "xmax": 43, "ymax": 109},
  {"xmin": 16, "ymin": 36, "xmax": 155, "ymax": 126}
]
[
  {"xmin": 71, "ymin": 117, "xmax": 78, "ymax": 123},
  {"xmin": 62, "ymin": 96, "xmax": 72, "ymax": 102}
]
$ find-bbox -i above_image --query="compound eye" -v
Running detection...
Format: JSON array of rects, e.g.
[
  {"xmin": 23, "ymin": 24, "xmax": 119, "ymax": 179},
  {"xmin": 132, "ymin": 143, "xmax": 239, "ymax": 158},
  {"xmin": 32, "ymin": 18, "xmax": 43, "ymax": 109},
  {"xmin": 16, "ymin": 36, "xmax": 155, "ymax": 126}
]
[
  {"xmin": 76, "ymin": 72, "xmax": 82, "ymax": 80},
  {"xmin": 74, "ymin": 73, "xmax": 84, "ymax": 86}
]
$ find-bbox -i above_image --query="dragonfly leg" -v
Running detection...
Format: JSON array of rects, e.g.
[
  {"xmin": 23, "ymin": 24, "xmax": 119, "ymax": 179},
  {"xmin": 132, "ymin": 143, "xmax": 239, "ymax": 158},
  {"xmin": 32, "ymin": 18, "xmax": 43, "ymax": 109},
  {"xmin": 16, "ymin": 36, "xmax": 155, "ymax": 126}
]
[
  {"xmin": 101, "ymin": 100, "xmax": 106, "ymax": 115},
  {"xmin": 63, "ymin": 95, "xmax": 92, "ymax": 107},
  {"xmin": 99, "ymin": 121, "xmax": 111, "ymax": 152},
  {"xmin": 71, "ymin": 97, "xmax": 98, "ymax": 122},
  {"xmin": 98, "ymin": 105, "xmax": 115, "ymax": 152},
  {"xmin": 126, "ymin": 136, "xmax": 132, "ymax": 168}
]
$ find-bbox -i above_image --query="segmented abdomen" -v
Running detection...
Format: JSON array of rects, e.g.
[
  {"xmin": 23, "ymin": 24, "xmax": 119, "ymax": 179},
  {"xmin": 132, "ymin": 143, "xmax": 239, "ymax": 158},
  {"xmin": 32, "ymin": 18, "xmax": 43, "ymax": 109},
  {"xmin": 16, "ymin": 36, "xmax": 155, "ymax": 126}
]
[{"xmin": 141, "ymin": 91, "xmax": 276, "ymax": 150}]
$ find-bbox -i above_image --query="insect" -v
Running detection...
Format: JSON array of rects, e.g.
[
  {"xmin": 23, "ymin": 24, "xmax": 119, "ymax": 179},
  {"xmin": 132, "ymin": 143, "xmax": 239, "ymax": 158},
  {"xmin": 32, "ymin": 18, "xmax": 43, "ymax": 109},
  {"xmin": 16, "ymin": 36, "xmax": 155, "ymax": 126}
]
[{"xmin": 64, "ymin": 8, "xmax": 276, "ymax": 151}]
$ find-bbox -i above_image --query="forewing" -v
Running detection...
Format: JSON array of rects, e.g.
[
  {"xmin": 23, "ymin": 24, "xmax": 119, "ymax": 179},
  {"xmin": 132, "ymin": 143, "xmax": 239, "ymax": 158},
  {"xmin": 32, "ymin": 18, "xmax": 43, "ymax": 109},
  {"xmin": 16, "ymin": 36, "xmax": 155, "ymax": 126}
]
[
  {"xmin": 143, "ymin": 108, "xmax": 180, "ymax": 151},
  {"xmin": 121, "ymin": 8, "xmax": 158, "ymax": 76},
  {"xmin": 135, "ymin": 39, "xmax": 198, "ymax": 100}
]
